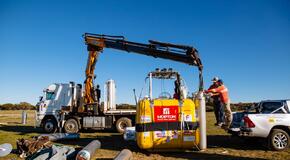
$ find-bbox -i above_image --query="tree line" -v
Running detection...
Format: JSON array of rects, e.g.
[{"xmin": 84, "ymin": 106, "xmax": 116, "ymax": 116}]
[
  {"xmin": 0, "ymin": 101, "xmax": 255, "ymax": 111},
  {"xmin": 206, "ymin": 101, "xmax": 255, "ymax": 112},
  {"xmin": 0, "ymin": 102, "xmax": 36, "ymax": 110},
  {"xmin": 116, "ymin": 102, "xmax": 256, "ymax": 112}
]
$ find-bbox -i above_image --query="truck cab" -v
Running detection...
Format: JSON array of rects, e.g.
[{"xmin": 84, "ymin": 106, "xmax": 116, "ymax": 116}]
[{"xmin": 35, "ymin": 82, "xmax": 82, "ymax": 133}]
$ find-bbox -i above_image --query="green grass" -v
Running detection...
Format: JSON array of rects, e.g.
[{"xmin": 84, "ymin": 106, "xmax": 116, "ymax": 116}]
[{"xmin": 0, "ymin": 110, "xmax": 289, "ymax": 160}]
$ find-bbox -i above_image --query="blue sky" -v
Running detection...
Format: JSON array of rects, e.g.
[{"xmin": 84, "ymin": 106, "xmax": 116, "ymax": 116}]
[{"xmin": 0, "ymin": 0, "xmax": 289, "ymax": 105}]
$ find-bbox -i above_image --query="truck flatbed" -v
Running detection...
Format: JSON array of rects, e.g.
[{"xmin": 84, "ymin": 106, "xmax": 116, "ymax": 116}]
[{"xmin": 104, "ymin": 109, "xmax": 136, "ymax": 115}]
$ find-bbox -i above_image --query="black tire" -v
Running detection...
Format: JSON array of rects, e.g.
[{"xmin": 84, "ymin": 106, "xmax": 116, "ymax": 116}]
[
  {"xmin": 64, "ymin": 118, "xmax": 79, "ymax": 133},
  {"xmin": 268, "ymin": 129, "xmax": 289, "ymax": 151},
  {"xmin": 43, "ymin": 119, "xmax": 57, "ymax": 133},
  {"xmin": 116, "ymin": 117, "xmax": 132, "ymax": 134}
]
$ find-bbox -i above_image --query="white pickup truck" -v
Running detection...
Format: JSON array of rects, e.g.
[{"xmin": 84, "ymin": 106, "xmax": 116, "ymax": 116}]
[{"xmin": 230, "ymin": 100, "xmax": 290, "ymax": 151}]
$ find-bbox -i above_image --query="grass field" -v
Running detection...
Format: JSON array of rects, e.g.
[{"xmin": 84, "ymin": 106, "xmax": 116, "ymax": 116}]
[{"xmin": 0, "ymin": 110, "xmax": 289, "ymax": 160}]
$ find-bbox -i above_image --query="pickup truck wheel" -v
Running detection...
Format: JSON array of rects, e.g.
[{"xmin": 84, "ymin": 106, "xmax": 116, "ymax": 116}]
[
  {"xmin": 64, "ymin": 119, "xmax": 79, "ymax": 133},
  {"xmin": 43, "ymin": 119, "xmax": 57, "ymax": 133},
  {"xmin": 269, "ymin": 129, "xmax": 289, "ymax": 151},
  {"xmin": 116, "ymin": 117, "xmax": 132, "ymax": 134}
]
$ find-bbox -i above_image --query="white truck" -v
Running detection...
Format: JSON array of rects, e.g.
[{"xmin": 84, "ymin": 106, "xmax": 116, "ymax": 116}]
[
  {"xmin": 230, "ymin": 100, "xmax": 290, "ymax": 151},
  {"xmin": 36, "ymin": 80, "xmax": 136, "ymax": 133}
]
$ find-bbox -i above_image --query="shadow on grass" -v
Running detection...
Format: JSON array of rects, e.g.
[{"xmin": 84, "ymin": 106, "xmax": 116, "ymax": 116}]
[
  {"xmin": 157, "ymin": 152, "xmax": 266, "ymax": 160},
  {"xmin": 0, "ymin": 125, "xmax": 268, "ymax": 159},
  {"xmin": 0, "ymin": 125, "xmax": 267, "ymax": 150},
  {"xmin": 57, "ymin": 134, "xmax": 267, "ymax": 160},
  {"xmin": 208, "ymin": 135, "xmax": 268, "ymax": 150},
  {"xmin": 7, "ymin": 122, "xmax": 22, "ymax": 124},
  {"xmin": 57, "ymin": 135, "xmax": 143, "ymax": 152},
  {"xmin": 0, "ymin": 125, "xmax": 43, "ymax": 135}
]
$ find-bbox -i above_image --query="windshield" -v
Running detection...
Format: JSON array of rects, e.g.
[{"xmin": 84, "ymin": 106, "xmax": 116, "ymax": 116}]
[{"xmin": 46, "ymin": 92, "xmax": 55, "ymax": 100}]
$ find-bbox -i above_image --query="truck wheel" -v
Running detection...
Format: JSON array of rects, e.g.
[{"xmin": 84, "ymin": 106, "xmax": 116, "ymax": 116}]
[
  {"xmin": 269, "ymin": 129, "xmax": 289, "ymax": 151},
  {"xmin": 116, "ymin": 117, "xmax": 132, "ymax": 134},
  {"xmin": 43, "ymin": 119, "xmax": 57, "ymax": 133},
  {"xmin": 64, "ymin": 119, "xmax": 79, "ymax": 133}
]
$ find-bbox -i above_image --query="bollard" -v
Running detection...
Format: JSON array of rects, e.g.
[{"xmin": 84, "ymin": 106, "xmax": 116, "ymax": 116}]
[
  {"xmin": 114, "ymin": 149, "xmax": 133, "ymax": 160},
  {"xmin": 34, "ymin": 110, "xmax": 37, "ymax": 128},
  {"xmin": 21, "ymin": 111, "xmax": 27, "ymax": 124},
  {"xmin": 76, "ymin": 140, "xmax": 101, "ymax": 160}
]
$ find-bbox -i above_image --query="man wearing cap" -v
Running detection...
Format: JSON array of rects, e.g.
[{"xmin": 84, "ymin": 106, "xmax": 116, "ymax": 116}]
[
  {"xmin": 206, "ymin": 77, "xmax": 224, "ymax": 126},
  {"xmin": 207, "ymin": 79, "xmax": 232, "ymax": 130}
]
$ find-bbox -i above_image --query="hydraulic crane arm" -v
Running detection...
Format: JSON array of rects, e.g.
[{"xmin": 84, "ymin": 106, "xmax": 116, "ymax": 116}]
[{"xmin": 83, "ymin": 33, "xmax": 203, "ymax": 104}]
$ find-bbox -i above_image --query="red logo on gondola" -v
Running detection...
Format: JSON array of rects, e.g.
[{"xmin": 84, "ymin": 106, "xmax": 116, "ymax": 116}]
[{"xmin": 154, "ymin": 106, "xmax": 179, "ymax": 122}]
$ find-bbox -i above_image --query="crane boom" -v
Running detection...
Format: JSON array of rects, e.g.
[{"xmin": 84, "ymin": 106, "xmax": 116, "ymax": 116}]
[{"xmin": 83, "ymin": 33, "xmax": 203, "ymax": 104}]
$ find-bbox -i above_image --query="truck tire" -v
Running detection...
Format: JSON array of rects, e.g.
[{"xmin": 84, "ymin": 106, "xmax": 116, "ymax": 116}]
[
  {"xmin": 269, "ymin": 129, "xmax": 289, "ymax": 151},
  {"xmin": 116, "ymin": 117, "xmax": 132, "ymax": 134},
  {"xmin": 64, "ymin": 118, "xmax": 79, "ymax": 133},
  {"xmin": 43, "ymin": 119, "xmax": 57, "ymax": 133}
]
